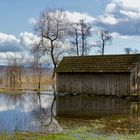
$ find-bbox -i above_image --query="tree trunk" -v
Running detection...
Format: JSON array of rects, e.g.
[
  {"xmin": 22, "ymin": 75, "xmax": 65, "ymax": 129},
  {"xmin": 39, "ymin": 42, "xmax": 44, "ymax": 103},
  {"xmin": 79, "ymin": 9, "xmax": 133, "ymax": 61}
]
[
  {"xmin": 102, "ymin": 48, "xmax": 104, "ymax": 55},
  {"xmin": 50, "ymin": 40, "xmax": 56, "ymax": 79},
  {"xmin": 81, "ymin": 36, "xmax": 85, "ymax": 56},
  {"xmin": 102, "ymin": 42, "xmax": 105, "ymax": 55},
  {"xmin": 76, "ymin": 39, "xmax": 79, "ymax": 56},
  {"xmin": 51, "ymin": 64, "xmax": 56, "ymax": 79},
  {"xmin": 37, "ymin": 65, "xmax": 41, "ymax": 93},
  {"xmin": 75, "ymin": 31, "xmax": 79, "ymax": 56}
]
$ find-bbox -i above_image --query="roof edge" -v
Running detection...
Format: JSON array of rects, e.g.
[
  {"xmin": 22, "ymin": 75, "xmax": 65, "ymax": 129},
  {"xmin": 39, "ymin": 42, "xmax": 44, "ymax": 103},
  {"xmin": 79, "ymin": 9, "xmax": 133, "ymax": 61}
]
[{"xmin": 63, "ymin": 54, "xmax": 140, "ymax": 59}]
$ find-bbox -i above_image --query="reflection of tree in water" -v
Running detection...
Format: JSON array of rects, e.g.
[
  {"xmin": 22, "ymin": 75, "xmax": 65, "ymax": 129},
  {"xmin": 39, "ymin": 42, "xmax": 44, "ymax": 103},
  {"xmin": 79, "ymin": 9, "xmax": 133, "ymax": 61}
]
[
  {"xmin": 31, "ymin": 84, "xmax": 58, "ymax": 132},
  {"xmin": 0, "ymin": 89, "xmax": 60, "ymax": 132},
  {"xmin": 0, "ymin": 93, "xmax": 32, "ymax": 132},
  {"xmin": 4, "ymin": 94, "xmax": 23, "ymax": 106},
  {"xmin": 4, "ymin": 93, "xmax": 39, "ymax": 110},
  {"xmin": 2, "ymin": 89, "xmax": 140, "ymax": 134}
]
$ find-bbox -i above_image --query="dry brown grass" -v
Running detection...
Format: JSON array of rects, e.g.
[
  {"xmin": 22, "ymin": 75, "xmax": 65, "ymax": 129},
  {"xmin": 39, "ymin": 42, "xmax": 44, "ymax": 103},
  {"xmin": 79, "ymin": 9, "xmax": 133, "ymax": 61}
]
[{"xmin": 0, "ymin": 74, "xmax": 55, "ymax": 93}]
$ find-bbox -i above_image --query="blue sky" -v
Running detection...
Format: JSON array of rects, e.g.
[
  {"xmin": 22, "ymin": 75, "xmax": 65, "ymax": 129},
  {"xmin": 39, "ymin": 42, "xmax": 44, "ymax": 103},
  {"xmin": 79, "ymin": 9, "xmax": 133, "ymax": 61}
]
[
  {"xmin": 0, "ymin": 0, "xmax": 108, "ymax": 35},
  {"xmin": 0, "ymin": 0, "xmax": 140, "ymax": 64}
]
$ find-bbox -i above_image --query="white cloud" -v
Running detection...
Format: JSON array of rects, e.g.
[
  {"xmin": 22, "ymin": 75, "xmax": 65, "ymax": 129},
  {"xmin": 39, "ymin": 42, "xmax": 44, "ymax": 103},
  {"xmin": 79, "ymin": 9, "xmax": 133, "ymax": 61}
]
[
  {"xmin": 112, "ymin": 0, "xmax": 140, "ymax": 9},
  {"xmin": 110, "ymin": 32, "xmax": 140, "ymax": 39},
  {"xmin": 120, "ymin": 10, "xmax": 140, "ymax": 19},
  {"xmin": 0, "ymin": 33, "xmax": 23, "ymax": 52},
  {"xmin": 0, "ymin": 33, "xmax": 17, "ymax": 42},
  {"xmin": 95, "ymin": 0, "xmax": 140, "ymax": 35},
  {"xmin": 106, "ymin": 3, "xmax": 116, "ymax": 13},
  {"xmin": 0, "ymin": 32, "xmax": 40, "ymax": 64},
  {"xmin": 28, "ymin": 18, "xmax": 37, "ymax": 25},
  {"xmin": 96, "ymin": 2, "xmax": 124, "ymax": 26},
  {"xmin": 0, "ymin": 32, "xmax": 39, "ymax": 53},
  {"xmin": 110, "ymin": 32, "xmax": 122, "ymax": 38},
  {"xmin": 65, "ymin": 11, "xmax": 96, "ymax": 23},
  {"xmin": 19, "ymin": 32, "xmax": 40, "ymax": 50},
  {"xmin": 98, "ymin": 14, "xmax": 120, "ymax": 25},
  {"xmin": 29, "ymin": 11, "xmax": 96, "ymax": 25}
]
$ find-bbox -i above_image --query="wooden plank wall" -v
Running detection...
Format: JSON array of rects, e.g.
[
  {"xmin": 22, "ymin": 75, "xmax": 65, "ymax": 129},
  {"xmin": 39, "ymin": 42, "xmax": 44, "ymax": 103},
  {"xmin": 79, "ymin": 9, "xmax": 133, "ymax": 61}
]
[
  {"xmin": 56, "ymin": 95, "xmax": 131, "ymax": 117},
  {"xmin": 130, "ymin": 64, "xmax": 140, "ymax": 94},
  {"xmin": 137, "ymin": 64, "xmax": 140, "ymax": 92},
  {"xmin": 56, "ymin": 73, "xmax": 130, "ymax": 96}
]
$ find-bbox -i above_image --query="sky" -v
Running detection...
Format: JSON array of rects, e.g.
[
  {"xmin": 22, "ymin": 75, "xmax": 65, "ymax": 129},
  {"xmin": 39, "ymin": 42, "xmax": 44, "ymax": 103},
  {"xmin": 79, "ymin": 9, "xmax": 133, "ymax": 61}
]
[{"xmin": 0, "ymin": 0, "xmax": 140, "ymax": 64}]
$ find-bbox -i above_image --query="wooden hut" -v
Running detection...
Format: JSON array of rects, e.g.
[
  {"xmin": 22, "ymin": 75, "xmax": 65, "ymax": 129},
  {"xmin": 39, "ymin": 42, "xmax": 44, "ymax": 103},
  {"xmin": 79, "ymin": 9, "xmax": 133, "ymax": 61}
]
[{"xmin": 56, "ymin": 54, "xmax": 140, "ymax": 96}]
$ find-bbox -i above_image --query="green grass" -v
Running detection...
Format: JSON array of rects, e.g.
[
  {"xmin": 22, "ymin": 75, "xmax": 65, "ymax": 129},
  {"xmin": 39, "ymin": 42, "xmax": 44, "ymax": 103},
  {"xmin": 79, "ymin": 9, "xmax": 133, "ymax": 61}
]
[
  {"xmin": 1, "ymin": 129, "xmax": 140, "ymax": 140},
  {"xmin": 0, "ymin": 132, "xmax": 103, "ymax": 140}
]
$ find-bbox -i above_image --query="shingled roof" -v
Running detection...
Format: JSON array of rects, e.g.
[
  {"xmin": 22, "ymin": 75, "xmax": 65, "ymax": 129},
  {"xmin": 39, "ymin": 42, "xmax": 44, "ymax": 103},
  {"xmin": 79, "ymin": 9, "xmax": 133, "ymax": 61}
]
[{"xmin": 56, "ymin": 54, "xmax": 140, "ymax": 73}]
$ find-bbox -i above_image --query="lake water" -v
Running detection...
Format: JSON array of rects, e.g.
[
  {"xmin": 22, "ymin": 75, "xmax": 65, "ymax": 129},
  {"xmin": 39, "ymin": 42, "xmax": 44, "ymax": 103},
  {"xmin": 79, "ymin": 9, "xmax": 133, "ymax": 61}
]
[
  {"xmin": 0, "ymin": 91, "xmax": 140, "ymax": 134},
  {"xmin": 0, "ymin": 91, "xmax": 57, "ymax": 133}
]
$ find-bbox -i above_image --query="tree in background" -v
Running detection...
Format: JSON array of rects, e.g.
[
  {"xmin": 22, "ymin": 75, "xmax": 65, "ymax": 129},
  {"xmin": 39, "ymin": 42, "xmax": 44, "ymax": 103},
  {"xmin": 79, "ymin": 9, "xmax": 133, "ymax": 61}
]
[
  {"xmin": 31, "ymin": 42, "xmax": 46, "ymax": 93},
  {"xmin": 93, "ymin": 30, "xmax": 112, "ymax": 55},
  {"xmin": 80, "ymin": 19, "xmax": 92, "ymax": 56},
  {"xmin": 34, "ymin": 8, "xmax": 69, "ymax": 79},
  {"xmin": 5, "ymin": 54, "xmax": 24, "ymax": 90},
  {"xmin": 68, "ymin": 23, "xmax": 80, "ymax": 56},
  {"xmin": 68, "ymin": 19, "xmax": 92, "ymax": 56},
  {"xmin": 124, "ymin": 48, "xmax": 138, "ymax": 54}
]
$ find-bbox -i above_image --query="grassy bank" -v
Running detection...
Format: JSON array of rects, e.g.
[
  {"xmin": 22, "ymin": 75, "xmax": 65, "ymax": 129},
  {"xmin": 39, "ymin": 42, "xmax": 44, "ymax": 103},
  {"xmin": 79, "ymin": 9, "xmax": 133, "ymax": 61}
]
[
  {"xmin": 1, "ymin": 129, "xmax": 140, "ymax": 140},
  {"xmin": 0, "ymin": 115, "xmax": 139, "ymax": 139},
  {"xmin": 0, "ymin": 114, "xmax": 139, "ymax": 139}
]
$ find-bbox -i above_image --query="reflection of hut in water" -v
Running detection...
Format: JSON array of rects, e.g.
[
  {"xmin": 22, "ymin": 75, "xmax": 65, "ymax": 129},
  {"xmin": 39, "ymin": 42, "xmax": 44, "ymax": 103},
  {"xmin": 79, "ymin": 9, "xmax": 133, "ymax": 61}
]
[
  {"xmin": 56, "ymin": 99, "xmax": 140, "ymax": 134},
  {"xmin": 56, "ymin": 95, "xmax": 132, "ymax": 117},
  {"xmin": 56, "ymin": 54, "xmax": 140, "ymax": 96}
]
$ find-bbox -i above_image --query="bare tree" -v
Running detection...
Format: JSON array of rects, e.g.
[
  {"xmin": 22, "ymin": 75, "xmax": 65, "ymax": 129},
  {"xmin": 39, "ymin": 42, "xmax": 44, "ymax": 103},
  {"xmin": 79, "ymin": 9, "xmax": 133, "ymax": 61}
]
[
  {"xmin": 34, "ymin": 8, "xmax": 69, "ymax": 79},
  {"xmin": 80, "ymin": 19, "xmax": 92, "ymax": 56},
  {"xmin": 68, "ymin": 23, "xmax": 80, "ymax": 56},
  {"xmin": 94, "ymin": 30, "xmax": 112, "ymax": 55},
  {"xmin": 31, "ymin": 43, "xmax": 45, "ymax": 93},
  {"xmin": 124, "ymin": 48, "xmax": 133, "ymax": 54},
  {"xmin": 5, "ymin": 54, "xmax": 24, "ymax": 90},
  {"xmin": 124, "ymin": 48, "xmax": 138, "ymax": 54},
  {"xmin": 68, "ymin": 20, "xmax": 92, "ymax": 56}
]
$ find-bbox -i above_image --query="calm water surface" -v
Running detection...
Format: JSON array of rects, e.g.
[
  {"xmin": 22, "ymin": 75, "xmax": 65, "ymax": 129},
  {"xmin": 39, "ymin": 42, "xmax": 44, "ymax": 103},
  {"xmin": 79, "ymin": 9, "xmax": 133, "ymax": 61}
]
[
  {"xmin": 0, "ymin": 91, "xmax": 140, "ymax": 135},
  {"xmin": 0, "ymin": 91, "xmax": 58, "ymax": 133}
]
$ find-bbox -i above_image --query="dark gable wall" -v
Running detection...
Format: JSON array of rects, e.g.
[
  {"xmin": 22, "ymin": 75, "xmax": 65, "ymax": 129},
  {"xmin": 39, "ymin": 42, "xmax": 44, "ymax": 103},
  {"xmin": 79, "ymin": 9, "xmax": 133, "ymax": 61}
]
[{"xmin": 56, "ymin": 72, "xmax": 130, "ymax": 96}]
